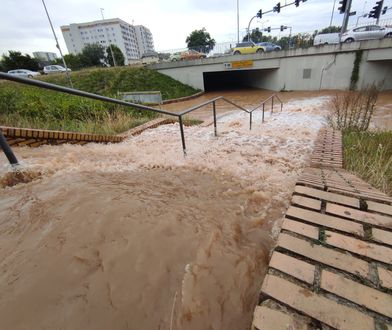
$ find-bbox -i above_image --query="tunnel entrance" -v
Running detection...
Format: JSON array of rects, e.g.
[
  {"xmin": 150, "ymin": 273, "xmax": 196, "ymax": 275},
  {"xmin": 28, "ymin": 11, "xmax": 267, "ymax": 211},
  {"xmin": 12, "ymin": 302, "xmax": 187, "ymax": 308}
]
[{"xmin": 203, "ymin": 69, "xmax": 275, "ymax": 91}]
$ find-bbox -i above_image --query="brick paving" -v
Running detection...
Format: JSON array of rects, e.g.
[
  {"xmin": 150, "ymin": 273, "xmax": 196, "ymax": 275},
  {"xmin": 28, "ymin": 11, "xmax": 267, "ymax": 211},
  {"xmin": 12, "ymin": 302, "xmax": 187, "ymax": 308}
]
[
  {"xmin": 252, "ymin": 128, "xmax": 392, "ymax": 330},
  {"xmin": 0, "ymin": 118, "xmax": 173, "ymax": 147}
]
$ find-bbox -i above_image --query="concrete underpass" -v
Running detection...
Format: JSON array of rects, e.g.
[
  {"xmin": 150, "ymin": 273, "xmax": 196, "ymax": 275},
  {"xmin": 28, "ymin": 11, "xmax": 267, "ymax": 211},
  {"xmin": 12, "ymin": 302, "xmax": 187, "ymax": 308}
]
[{"xmin": 203, "ymin": 69, "xmax": 276, "ymax": 91}]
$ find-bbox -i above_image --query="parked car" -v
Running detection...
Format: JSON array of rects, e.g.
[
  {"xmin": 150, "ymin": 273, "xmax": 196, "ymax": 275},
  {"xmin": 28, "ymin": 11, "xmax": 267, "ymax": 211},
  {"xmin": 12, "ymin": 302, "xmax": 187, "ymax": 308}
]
[
  {"xmin": 169, "ymin": 52, "xmax": 181, "ymax": 62},
  {"xmin": 341, "ymin": 25, "xmax": 392, "ymax": 43},
  {"xmin": 232, "ymin": 41, "xmax": 266, "ymax": 55},
  {"xmin": 257, "ymin": 42, "xmax": 282, "ymax": 51},
  {"xmin": 180, "ymin": 50, "xmax": 207, "ymax": 61},
  {"xmin": 43, "ymin": 65, "xmax": 71, "ymax": 74},
  {"xmin": 7, "ymin": 69, "xmax": 40, "ymax": 78},
  {"xmin": 313, "ymin": 33, "xmax": 340, "ymax": 46}
]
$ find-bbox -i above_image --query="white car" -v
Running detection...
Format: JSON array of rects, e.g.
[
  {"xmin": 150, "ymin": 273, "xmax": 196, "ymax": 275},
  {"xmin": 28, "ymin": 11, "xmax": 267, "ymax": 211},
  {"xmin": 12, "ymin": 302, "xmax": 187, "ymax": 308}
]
[
  {"xmin": 314, "ymin": 33, "xmax": 340, "ymax": 46},
  {"xmin": 341, "ymin": 25, "xmax": 392, "ymax": 43},
  {"xmin": 43, "ymin": 65, "xmax": 71, "ymax": 74},
  {"xmin": 7, "ymin": 69, "xmax": 40, "ymax": 78}
]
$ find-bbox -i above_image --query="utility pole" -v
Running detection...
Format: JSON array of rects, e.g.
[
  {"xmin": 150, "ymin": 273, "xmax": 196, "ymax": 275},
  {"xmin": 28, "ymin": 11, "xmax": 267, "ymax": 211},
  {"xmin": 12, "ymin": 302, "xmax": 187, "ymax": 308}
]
[
  {"xmin": 41, "ymin": 0, "xmax": 73, "ymax": 88},
  {"xmin": 237, "ymin": 0, "xmax": 240, "ymax": 44},
  {"xmin": 341, "ymin": 0, "xmax": 353, "ymax": 34},
  {"xmin": 329, "ymin": 0, "xmax": 337, "ymax": 27},
  {"xmin": 100, "ymin": 8, "xmax": 117, "ymax": 67}
]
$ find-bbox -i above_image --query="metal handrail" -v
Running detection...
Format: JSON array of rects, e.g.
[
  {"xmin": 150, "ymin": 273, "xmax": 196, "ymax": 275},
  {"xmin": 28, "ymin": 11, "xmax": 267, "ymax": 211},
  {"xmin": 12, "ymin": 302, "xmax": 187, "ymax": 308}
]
[{"xmin": 0, "ymin": 72, "xmax": 283, "ymax": 163}]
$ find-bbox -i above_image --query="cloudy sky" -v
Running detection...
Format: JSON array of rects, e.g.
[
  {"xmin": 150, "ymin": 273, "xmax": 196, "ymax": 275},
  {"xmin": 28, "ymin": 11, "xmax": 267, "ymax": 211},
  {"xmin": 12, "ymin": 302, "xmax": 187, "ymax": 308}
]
[{"xmin": 1, "ymin": 0, "xmax": 391, "ymax": 56}]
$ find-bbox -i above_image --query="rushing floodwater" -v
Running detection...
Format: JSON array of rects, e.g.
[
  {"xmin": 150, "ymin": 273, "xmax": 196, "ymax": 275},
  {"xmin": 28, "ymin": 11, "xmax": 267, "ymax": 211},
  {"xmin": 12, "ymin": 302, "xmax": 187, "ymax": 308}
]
[{"xmin": 0, "ymin": 90, "xmax": 390, "ymax": 330}]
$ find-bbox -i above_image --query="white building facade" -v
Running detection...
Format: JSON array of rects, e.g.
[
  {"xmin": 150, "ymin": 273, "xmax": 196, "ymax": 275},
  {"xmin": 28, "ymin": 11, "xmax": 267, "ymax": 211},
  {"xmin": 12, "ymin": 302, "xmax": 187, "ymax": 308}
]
[
  {"xmin": 135, "ymin": 25, "xmax": 155, "ymax": 57},
  {"xmin": 61, "ymin": 19, "xmax": 154, "ymax": 65}
]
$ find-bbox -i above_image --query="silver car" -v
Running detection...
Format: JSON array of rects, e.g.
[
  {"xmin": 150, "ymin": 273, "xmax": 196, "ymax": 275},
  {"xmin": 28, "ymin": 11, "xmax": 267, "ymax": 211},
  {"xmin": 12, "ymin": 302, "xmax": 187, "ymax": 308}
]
[
  {"xmin": 341, "ymin": 25, "xmax": 392, "ymax": 43},
  {"xmin": 43, "ymin": 65, "xmax": 71, "ymax": 74},
  {"xmin": 7, "ymin": 69, "xmax": 40, "ymax": 78}
]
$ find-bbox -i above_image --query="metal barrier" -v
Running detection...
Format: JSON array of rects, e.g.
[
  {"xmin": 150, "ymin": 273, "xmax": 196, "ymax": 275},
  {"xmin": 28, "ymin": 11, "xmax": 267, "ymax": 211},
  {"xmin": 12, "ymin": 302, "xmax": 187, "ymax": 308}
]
[{"xmin": 0, "ymin": 72, "xmax": 283, "ymax": 163}]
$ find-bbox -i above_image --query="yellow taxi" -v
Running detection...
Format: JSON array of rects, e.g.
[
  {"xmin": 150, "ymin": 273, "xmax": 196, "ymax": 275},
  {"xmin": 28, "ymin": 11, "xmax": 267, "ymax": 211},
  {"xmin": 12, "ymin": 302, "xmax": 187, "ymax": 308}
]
[{"xmin": 232, "ymin": 41, "xmax": 266, "ymax": 55}]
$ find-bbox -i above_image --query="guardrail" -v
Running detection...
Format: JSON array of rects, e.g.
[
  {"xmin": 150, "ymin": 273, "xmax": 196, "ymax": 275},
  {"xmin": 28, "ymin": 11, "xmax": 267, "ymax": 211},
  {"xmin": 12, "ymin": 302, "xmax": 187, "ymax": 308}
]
[{"xmin": 0, "ymin": 72, "xmax": 283, "ymax": 164}]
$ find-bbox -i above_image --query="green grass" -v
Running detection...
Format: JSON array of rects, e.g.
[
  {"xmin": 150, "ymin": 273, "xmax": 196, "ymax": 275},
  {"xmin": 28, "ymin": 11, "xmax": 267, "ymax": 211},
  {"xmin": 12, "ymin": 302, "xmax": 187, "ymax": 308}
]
[
  {"xmin": 343, "ymin": 129, "xmax": 392, "ymax": 196},
  {"xmin": 0, "ymin": 67, "xmax": 198, "ymax": 135}
]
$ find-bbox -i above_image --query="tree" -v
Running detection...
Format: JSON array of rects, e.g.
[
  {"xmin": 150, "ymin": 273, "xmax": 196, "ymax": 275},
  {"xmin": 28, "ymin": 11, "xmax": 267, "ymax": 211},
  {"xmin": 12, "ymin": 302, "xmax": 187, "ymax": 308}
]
[
  {"xmin": 58, "ymin": 54, "xmax": 84, "ymax": 70},
  {"xmin": 0, "ymin": 51, "xmax": 40, "ymax": 71},
  {"xmin": 186, "ymin": 28, "xmax": 216, "ymax": 53},
  {"xmin": 318, "ymin": 26, "xmax": 341, "ymax": 34},
  {"xmin": 106, "ymin": 44, "xmax": 125, "ymax": 66},
  {"xmin": 243, "ymin": 28, "xmax": 266, "ymax": 43},
  {"xmin": 80, "ymin": 43, "xmax": 106, "ymax": 67}
]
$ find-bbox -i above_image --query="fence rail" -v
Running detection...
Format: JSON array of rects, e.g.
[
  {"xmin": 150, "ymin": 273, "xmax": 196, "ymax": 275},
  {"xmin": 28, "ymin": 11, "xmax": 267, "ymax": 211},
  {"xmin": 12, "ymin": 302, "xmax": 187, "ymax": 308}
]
[{"xmin": 0, "ymin": 72, "xmax": 283, "ymax": 164}]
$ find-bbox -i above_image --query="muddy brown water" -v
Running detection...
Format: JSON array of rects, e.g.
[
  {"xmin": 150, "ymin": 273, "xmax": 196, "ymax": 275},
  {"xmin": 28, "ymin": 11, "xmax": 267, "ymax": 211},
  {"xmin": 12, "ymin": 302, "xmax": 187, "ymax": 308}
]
[{"xmin": 0, "ymin": 89, "xmax": 391, "ymax": 330}]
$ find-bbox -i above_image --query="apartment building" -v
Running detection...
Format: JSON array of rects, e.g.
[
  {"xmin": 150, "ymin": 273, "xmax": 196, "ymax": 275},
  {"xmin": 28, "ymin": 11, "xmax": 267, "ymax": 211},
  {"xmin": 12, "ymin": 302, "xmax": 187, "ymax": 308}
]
[
  {"xmin": 61, "ymin": 18, "xmax": 154, "ymax": 65},
  {"xmin": 135, "ymin": 25, "xmax": 155, "ymax": 57},
  {"xmin": 33, "ymin": 51, "xmax": 58, "ymax": 62}
]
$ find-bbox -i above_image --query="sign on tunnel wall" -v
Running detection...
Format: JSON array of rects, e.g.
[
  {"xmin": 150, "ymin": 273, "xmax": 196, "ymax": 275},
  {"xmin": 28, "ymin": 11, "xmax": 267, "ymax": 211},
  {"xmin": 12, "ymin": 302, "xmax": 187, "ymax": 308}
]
[{"xmin": 224, "ymin": 60, "xmax": 254, "ymax": 70}]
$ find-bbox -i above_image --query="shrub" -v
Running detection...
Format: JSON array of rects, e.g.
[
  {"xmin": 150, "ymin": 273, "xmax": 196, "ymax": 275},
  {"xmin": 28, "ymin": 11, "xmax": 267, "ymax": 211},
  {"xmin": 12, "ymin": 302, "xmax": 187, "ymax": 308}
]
[{"xmin": 326, "ymin": 85, "xmax": 379, "ymax": 131}]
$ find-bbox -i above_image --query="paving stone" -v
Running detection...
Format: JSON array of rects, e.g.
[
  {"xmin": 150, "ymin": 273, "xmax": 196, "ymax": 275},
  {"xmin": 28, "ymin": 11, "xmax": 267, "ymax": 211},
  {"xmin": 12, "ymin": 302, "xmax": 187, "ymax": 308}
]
[
  {"xmin": 281, "ymin": 218, "xmax": 319, "ymax": 240},
  {"xmin": 286, "ymin": 206, "xmax": 364, "ymax": 236},
  {"xmin": 321, "ymin": 270, "xmax": 392, "ymax": 317},
  {"xmin": 325, "ymin": 231, "xmax": 392, "ymax": 264},
  {"xmin": 291, "ymin": 195, "xmax": 322, "ymax": 210},
  {"xmin": 269, "ymin": 251, "xmax": 315, "ymax": 284},
  {"xmin": 278, "ymin": 233, "xmax": 369, "ymax": 279},
  {"xmin": 367, "ymin": 201, "xmax": 392, "ymax": 216},
  {"xmin": 252, "ymin": 305, "xmax": 308, "ymax": 330},
  {"xmin": 372, "ymin": 228, "xmax": 392, "ymax": 246},
  {"xmin": 326, "ymin": 203, "xmax": 392, "ymax": 229},
  {"xmin": 295, "ymin": 186, "xmax": 360, "ymax": 208},
  {"xmin": 261, "ymin": 274, "xmax": 375, "ymax": 330},
  {"xmin": 377, "ymin": 267, "xmax": 392, "ymax": 290}
]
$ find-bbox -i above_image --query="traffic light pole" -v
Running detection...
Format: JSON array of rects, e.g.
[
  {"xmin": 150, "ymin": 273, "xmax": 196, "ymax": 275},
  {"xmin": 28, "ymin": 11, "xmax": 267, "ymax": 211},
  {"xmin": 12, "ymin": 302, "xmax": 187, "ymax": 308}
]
[
  {"xmin": 247, "ymin": 16, "xmax": 257, "ymax": 41},
  {"xmin": 341, "ymin": 0, "xmax": 353, "ymax": 34},
  {"xmin": 376, "ymin": 0, "xmax": 384, "ymax": 24}
]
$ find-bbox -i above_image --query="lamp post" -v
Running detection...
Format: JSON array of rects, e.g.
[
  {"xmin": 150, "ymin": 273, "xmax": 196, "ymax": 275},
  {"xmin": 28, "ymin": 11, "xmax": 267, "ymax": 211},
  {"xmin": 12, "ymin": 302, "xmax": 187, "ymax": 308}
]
[
  {"xmin": 237, "ymin": 0, "xmax": 240, "ymax": 44},
  {"xmin": 329, "ymin": 0, "xmax": 337, "ymax": 26},
  {"xmin": 100, "ymin": 8, "xmax": 117, "ymax": 67},
  {"xmin": 41, "ymin": 0, "xmax": 73, "ymax": 88}
]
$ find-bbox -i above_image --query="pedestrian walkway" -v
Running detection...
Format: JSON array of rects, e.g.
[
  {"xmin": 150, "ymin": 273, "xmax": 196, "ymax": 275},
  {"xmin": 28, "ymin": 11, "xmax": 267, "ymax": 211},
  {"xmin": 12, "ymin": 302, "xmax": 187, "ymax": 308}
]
[{"xmin": 252, "ymin": 128, "xmax": 392, "ymax": 330}]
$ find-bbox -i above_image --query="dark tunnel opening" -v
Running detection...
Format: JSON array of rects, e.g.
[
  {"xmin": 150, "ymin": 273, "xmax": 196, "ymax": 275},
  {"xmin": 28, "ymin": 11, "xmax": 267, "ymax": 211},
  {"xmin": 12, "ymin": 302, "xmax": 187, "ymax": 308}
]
[{"xmin": 202, "ymin": 69, "xmax": 274, "ymax": 91}]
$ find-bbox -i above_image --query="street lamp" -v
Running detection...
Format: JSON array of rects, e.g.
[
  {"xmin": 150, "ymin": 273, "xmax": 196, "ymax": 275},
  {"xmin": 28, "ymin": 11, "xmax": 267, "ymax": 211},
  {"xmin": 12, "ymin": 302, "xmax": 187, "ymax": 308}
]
[
  {"xmin": 41, "ymin": 0, "xmax": 73, "ymax": 88},
  {"xmin": 237, "ymin": 0, "xmax": 240, "ymax": 44},
  {"xmin": 100, "ymin": 8, "xmax": 117, "ymax": 67}
]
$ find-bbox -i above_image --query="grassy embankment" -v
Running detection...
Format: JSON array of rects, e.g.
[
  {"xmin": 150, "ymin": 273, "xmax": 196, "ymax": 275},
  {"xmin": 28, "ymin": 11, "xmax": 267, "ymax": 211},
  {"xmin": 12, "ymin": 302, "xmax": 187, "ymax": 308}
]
[
  {"xmin": 327, "ymin": 87, "xmax": 391, "ymax": 195},
  {"xmin": 343, "ymin": 130, "xmax": 392, "ymax": 196},
  {"xmin": 0, "ymin": 67, "xmax": 198, "ymax": 135}
]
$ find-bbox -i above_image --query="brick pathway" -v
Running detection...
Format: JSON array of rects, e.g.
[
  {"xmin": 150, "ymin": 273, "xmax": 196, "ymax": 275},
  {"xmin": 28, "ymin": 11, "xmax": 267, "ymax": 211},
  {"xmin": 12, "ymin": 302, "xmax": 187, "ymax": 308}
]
[
  {"xmin": 252, "ymin": 128, "xmax": 392, "ymax": 330},
  {"xmin": 0, "ymin": 118, "xmax": 173, "ymax": 147}
]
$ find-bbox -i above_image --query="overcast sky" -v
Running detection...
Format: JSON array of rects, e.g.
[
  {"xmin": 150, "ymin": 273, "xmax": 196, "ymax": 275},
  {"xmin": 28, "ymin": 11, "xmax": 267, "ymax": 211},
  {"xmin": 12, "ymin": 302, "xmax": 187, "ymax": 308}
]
[{"xmin": 1, "ymin": 0, "xmax": 391, "ymax": 56}]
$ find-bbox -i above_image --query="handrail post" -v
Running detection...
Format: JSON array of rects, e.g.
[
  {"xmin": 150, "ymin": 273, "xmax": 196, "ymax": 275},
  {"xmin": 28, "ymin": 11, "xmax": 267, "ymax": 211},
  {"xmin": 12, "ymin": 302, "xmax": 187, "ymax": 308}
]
[
  {"xmin": 262, "ymin": 103, "xmax": 265, "ymax": 123},
  {"xmin": 271, "ymin": 96, "xmax": 274, "ymax": 114},
  {"xmin": 178, "ymin": 116, "xmax": 187, "ymax": 157},
  {"xmin": 212, "ymin": 100, "xmax": 217, "ymax": 137},
  {"xmin": 249, "ymin": 111, "xmax": 252, "ymax": 130},
  {"xmin": 281, "ymin": 101, "xmax": 283, "ymax": 112},
  {"xmin": 0, "ymin": 128, "xmax": 19, "ymax": 166}
]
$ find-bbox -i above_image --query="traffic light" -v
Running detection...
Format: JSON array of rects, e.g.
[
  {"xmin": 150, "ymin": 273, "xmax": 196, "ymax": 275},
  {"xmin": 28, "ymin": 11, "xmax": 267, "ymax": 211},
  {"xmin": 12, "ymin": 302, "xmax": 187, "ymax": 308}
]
[
  {"xmin": 280, "ymin": 25, "xmax": 286, "ymax": 31},
  {"xmin": 267, "ymin": 27, "xmax": 271, "ymax": 33},
  {"xmin": 295, "ymin": 0, "xmax": 300, "ymax": 7},
  {"xmin": 382, "ymin": 6, "xmax": 388, "ymax": 15},
  {"xmin": 338, "ymin": 0, "xmax": 347, "ymax": 14},
  {"xmin": 256, "ymin": 9, "xmax": 262, "ymax": 18},
  {"xmin": 273, "ymin": 2, "xmax": 281, "ymax": 13},
  {"xmin": 369, "ymin": 0, "xmax": 383, "ymax": 18}
]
